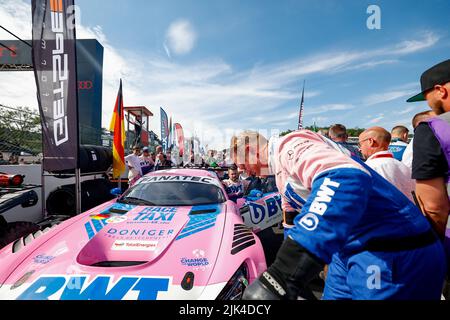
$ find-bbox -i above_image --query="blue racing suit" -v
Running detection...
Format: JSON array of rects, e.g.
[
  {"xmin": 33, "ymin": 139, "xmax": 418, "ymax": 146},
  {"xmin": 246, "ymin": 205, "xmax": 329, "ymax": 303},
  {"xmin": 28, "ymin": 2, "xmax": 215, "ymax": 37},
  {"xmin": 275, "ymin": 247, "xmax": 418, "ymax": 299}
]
[{"xmin": 273, "ymin": 130, "xmax": 446, "ymax": 300}]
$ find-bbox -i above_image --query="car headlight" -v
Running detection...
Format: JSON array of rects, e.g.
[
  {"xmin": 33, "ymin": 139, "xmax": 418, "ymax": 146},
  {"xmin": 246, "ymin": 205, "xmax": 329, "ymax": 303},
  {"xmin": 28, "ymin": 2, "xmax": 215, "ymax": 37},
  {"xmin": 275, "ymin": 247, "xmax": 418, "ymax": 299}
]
[{"xmin": 216, "ymin": 263, "xmax": 249, "ymax": 300}]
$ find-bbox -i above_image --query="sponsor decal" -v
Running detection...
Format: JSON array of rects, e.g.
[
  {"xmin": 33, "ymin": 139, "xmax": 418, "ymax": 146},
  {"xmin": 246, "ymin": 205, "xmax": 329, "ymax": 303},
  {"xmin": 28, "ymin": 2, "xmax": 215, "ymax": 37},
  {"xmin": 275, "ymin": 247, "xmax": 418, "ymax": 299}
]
[
  {"xmin": 225, "ymin": 184, "xmax": 244, "ymax": 195},
  {"xmin": 17, "ymin": 275, "xmax": 170, "ymax": 300},
  {"xmin": 247, "ymin": 194, "xmax": 282, "ymax": 225},
  {"xmin": 287, "ymin": 150, "xmax": 295, "ymax": 160},
  {"xmin": 175, "ymin": 205, "xmax": 220, "ymax": 241},
  {"xmin": 106, "ymin": 216, "xmax": 128, "ymax": 224},
  {"xmin": 142, "ymin": 175, "xmax": 217, "ymax": 186},
  {"xmin": 49, "ymin": 0, "xmax": 70, "ymax": 148},
  {"xmin": 112, "ymin": 240, "xmax": 158, "ymax": 251},
  {"xmin": 85, "ymin": 203, "xmax": 137, "ymax": 239},
  {"xmin": 90, "ymin": 214, "xmax": 110, "ymax": 220},
  {"xmin": 180, "ymin": 249, "xmax": 210, "ymax": 270},
  {"xmin": 181, "ymin": 257, "xmax": 209, "ymax": 267},
  {"xmin": 133, "ymin": 207, "xmax": 177, "ymax": 224},
  {"xmin": 77, "ymin": 80, "xmax": 93, "ymax": 90},
  {"xmin": 299, "ymin": 178, "xmax": 340, "ymax": 231},
  {"xmin": 11, "ymin": 271, "xmax": 35, "ymax": 290},
  {"xmin": 33, "ymin": 255, "xmax": 55, "ymax": 265},
  {"xmin": 105, "ymin": 228, "xmax": 174, "ymax": 240}
]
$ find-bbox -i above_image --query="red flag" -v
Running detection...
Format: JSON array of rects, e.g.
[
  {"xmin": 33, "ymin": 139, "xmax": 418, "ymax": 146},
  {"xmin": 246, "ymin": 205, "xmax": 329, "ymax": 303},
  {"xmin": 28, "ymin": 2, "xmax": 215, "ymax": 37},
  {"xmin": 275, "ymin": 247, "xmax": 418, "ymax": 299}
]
[
  {"xmin": 109, "ymin": 80, "xmax": 126, "ymax": 178},
  {"xmin": 175, "ymin": 123, "xmax": 185, "ymax": 156}
]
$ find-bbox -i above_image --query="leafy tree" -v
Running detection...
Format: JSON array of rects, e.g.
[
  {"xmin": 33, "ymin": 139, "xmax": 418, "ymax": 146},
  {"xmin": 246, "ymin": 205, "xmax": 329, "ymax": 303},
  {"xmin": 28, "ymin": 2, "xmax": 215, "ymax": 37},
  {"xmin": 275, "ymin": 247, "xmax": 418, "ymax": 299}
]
[
  {"xmin": 0, "ymin": 105, "xmax": 42, "ymax": 154},
  {"xmin": 0, "ymin": 105, "xmax": 40, "ymax": 133},
  {"xmin": 280, "ymin": 129, "xmax": 294, "ymax": 137},
  {"xmin": 279, "ymin": 126, "xmax": 366, "ymax": 137}
]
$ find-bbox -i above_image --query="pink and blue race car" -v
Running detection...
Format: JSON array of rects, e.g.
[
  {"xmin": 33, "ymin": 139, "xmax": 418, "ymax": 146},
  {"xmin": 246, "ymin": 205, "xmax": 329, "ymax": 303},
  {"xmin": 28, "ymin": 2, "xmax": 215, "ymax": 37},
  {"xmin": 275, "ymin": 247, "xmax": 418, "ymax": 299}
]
[{"xmin": 0, "ymin": 168, "xmax": 284, "ymax": 300}]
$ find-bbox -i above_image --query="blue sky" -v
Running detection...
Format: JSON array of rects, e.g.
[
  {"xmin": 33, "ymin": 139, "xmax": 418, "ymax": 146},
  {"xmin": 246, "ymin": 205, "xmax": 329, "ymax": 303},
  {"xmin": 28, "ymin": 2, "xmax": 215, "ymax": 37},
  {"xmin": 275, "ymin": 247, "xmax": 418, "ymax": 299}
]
[{"xmin": 1, "ymin": 0, "xmax": 449, "ymax": 148}]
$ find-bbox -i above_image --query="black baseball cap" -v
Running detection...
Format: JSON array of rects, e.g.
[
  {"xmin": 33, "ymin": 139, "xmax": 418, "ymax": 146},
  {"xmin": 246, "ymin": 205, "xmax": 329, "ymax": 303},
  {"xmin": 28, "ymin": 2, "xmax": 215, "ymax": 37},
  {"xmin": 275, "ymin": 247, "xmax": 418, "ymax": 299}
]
[{"xmin": 407, "ymin": 59, "xmax": 450, "ymax": 103}]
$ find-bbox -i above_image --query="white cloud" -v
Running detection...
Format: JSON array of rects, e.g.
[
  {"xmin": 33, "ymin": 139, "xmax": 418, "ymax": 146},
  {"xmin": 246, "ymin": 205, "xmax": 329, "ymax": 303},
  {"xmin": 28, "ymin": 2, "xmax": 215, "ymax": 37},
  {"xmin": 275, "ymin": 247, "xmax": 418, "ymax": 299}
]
[
  {"xmin": 165, "ymin": 19, "xmax": 197, "ymax": 56},
  {"xmin": 362, "ymin": 82, "xmax": 418, "ymax": 106},
  {"xmin": 311, "ymin": 117, "xmax": 329, "ymax": 126},
  {"xmin": 391, "ymin": 31, "xmax": 439, "ymax": 55},
  {"xmin": 363, "ymin": 90, "xmax": 416, "ymax": 106},
  {"xmin": 396, "ymin": 106, "xmax": 416, "ymax": 115},
  {"xmin": 305, "ymin": 104, "xmax": 355, "ymax": 115}
]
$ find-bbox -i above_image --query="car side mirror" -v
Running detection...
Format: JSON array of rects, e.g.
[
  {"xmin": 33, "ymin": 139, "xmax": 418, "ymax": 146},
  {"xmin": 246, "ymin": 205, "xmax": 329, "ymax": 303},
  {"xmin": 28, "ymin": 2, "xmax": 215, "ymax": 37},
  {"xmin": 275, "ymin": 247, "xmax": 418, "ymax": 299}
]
[{"xmin": 110, "ymin": 188, "xmax": 122, "ymax": 196}]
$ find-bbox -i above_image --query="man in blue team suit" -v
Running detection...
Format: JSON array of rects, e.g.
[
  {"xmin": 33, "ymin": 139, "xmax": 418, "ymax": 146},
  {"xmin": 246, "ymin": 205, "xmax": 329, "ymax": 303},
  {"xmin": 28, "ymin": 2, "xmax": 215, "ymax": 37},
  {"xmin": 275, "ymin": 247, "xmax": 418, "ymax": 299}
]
[{"xmin": 232, "ymin": 130, "xmax": 447, "ymax": 300}]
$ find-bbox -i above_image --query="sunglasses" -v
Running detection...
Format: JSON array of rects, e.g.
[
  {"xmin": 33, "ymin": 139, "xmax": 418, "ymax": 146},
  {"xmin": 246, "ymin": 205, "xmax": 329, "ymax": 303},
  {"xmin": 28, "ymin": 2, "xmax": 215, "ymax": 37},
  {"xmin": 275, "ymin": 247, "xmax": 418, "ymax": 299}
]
[{"xmin": 358, "ymin": 138, "xmax": 370, "ymax": 148}]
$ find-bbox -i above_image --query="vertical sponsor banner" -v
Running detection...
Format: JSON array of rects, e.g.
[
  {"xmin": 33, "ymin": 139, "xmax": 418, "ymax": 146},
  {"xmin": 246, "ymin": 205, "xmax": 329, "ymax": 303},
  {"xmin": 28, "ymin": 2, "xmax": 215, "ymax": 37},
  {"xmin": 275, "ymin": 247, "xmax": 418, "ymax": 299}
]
[
  {"xmin": 160, "ymin": 108, "xmax": 169, "ymax": 152},
  {"xmin": 32, "ymin": 0, "xmax": 79, "ymax": 171},
  {"xmin": 168, "ymin": 116, "xmax": 173, "ymax": 149},
  {"xmin": 175, "ymin": 123, "xmax": 185, "ymax": 156}
]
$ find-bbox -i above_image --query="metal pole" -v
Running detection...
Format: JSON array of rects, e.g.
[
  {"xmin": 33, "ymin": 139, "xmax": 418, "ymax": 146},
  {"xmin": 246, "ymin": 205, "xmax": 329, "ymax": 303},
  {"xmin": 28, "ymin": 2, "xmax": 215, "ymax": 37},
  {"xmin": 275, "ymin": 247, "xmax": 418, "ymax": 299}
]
[
  {"xmin": 0, "ymin": 25, "xmax": 33, "ymax": 47},
  {"xmin": 75, "ymin": 168, "xmax": 81, "ymax": 215},
  {"xmin": 41, "ymin": 163, "xmax": 46, "ymax": 218}
]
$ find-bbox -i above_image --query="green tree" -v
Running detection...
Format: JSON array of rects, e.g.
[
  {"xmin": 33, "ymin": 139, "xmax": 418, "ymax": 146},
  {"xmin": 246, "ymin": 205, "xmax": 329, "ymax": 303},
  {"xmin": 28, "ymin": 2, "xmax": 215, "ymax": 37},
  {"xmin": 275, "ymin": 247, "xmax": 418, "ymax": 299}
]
[
  {"xmin": 0, "ymin": 105, "xmax": 42, "ymax": 154},
  {"xmin": 279, "ymin": 126, "xmax": 366, "ymax": 138}
]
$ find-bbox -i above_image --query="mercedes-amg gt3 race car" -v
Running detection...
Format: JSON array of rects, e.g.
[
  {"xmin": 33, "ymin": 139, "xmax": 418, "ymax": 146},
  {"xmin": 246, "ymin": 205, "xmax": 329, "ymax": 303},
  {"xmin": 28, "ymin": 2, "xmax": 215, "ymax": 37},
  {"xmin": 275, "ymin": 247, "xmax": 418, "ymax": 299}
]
[{"xmin": 0, "ymin": 169, "xmax": 267, "ymax": 300}]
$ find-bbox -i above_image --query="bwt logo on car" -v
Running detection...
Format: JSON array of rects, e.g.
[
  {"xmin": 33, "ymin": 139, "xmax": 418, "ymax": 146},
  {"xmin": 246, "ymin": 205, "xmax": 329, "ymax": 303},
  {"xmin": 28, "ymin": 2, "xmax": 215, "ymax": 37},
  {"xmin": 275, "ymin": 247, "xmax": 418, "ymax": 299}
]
[
  {"xmin": 16, "ymin": 276, "xmax": 170, "ymax": 300},
  {"xmin": 50, "ymin": 0, "xmax": 71, "ymax": 146},
  {"xmin": 248, "ymin": 195, "xmax": 282, "ymax": 225}
]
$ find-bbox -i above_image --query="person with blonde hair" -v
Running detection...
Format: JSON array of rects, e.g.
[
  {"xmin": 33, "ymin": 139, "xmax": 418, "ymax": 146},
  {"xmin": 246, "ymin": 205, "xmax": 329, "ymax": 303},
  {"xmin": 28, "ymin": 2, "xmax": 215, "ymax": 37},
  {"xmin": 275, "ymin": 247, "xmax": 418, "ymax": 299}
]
[{"xmin": 233, "ymin": 129, "xmax": 445, "ymax": 300}]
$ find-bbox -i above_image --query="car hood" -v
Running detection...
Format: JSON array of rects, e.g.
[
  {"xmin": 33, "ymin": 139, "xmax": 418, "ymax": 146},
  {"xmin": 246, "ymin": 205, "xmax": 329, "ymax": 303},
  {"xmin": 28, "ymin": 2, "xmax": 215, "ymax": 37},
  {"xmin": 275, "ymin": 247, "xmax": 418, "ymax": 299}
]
[{"xmin": 0, "ymin": 201, "xmax": 230, "ymax": 300}]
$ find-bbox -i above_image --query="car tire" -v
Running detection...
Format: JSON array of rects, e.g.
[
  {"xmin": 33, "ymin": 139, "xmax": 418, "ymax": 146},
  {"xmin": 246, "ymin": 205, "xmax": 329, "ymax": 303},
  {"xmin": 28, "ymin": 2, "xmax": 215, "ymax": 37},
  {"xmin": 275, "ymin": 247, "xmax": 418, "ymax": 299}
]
[{"xmin": 0, "ymin": 222, "xmax": 41, "ymax": 250}]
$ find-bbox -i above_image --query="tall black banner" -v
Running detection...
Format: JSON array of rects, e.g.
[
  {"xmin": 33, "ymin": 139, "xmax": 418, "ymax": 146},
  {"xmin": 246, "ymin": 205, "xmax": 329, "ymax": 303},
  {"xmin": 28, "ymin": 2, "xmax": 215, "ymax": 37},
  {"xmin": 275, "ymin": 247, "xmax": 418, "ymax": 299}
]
[{"xmin": 32, "ymin": 0, "xmax": 79, "ymax": 171}]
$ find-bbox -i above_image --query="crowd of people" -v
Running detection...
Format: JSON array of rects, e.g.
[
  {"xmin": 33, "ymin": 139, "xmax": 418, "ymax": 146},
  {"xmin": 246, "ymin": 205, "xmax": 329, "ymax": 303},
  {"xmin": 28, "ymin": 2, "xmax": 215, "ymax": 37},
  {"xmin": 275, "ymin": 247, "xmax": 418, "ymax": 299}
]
[{"xmin": 123, "ymin": 144, "xmax": 233, "ymax": 187}]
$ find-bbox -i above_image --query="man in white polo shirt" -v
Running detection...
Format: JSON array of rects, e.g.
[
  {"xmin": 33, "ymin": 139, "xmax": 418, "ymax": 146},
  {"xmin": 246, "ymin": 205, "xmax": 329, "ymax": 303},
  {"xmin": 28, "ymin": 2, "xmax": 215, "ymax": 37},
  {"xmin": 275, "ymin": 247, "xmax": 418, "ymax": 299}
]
[{"xmin": 359, "ymin": 127, "xmax": 415, "ymax": 202}]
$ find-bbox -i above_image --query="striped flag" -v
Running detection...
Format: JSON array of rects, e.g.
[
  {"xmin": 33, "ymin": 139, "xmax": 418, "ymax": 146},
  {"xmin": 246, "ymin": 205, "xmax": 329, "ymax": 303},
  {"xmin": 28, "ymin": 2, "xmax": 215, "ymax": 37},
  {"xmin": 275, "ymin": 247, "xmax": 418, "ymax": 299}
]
[
  {"xmin": 298, "ymin": 81, "xmax": 306, "ymax": 130},
  {"xmin": 109, "ymin": 80, "xmax": 126, "ymax": 178},
  {"xmin": 175, "ymin": 123, "xmax": 185, "ymax": 156}
]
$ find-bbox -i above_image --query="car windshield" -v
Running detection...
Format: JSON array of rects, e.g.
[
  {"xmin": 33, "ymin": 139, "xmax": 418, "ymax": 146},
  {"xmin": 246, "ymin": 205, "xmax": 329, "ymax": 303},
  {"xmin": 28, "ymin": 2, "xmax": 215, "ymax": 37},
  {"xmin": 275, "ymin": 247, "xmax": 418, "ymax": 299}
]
[{"xmin": 119, "ymin": 181, "xmax": 226, "ymax": 206}]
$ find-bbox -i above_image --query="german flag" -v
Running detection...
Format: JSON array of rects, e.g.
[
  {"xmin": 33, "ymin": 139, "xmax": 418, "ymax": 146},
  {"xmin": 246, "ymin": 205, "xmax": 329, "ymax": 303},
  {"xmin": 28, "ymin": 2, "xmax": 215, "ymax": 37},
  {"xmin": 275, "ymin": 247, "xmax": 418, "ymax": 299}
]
[{"xmin": 109, "ymin": 80, "xmax": 126, "ymax": 178}]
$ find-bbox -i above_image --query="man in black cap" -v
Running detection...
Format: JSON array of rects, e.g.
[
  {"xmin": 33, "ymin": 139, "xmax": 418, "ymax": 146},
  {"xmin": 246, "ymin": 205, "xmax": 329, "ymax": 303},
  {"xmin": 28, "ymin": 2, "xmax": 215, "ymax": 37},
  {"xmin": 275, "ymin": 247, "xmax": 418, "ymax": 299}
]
[{"xmin": 407, "ymin": 59, "xmax": 450, "ymax": 297}]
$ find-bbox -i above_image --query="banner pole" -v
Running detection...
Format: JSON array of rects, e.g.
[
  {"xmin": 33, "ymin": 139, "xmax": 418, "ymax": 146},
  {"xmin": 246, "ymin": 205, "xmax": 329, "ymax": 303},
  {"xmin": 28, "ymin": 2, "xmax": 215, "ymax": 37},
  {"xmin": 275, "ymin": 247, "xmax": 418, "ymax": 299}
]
[
  {"xmin": 75, "ymin": 168, "xmax": 81, "ymax": 215},
  {"xmin": 41, "ymin": 162, "xmax": 46, "ymax": 218}
]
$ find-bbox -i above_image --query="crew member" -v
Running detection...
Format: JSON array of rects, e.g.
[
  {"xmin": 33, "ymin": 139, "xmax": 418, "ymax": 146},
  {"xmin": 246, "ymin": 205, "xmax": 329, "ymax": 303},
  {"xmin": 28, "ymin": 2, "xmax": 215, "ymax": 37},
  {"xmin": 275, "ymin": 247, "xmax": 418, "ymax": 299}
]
[
  {"xmin": 222, "ymin": 166, "xmax": 250, "ymax": 202},
  {"xmin": 139, "ymin": 147, "xmax": 155, "ymax": 175},
  {"xmin": 125, "ymin": 145, "xmax": 142, "ymax": 187},
  {"xmin": 407, "ymin": 59, "xmax": 450, "ymax": 248},
  {"xmin": 232, "ymin": 130, "xmax": 446, "ymax": 300},
  {"xmin": 388, "ymin": 126, "xmax": 409, "ymax": 161},
  {"xmin": 359, "ymin": 127, "xmax": 415, "ymax": 202}
]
